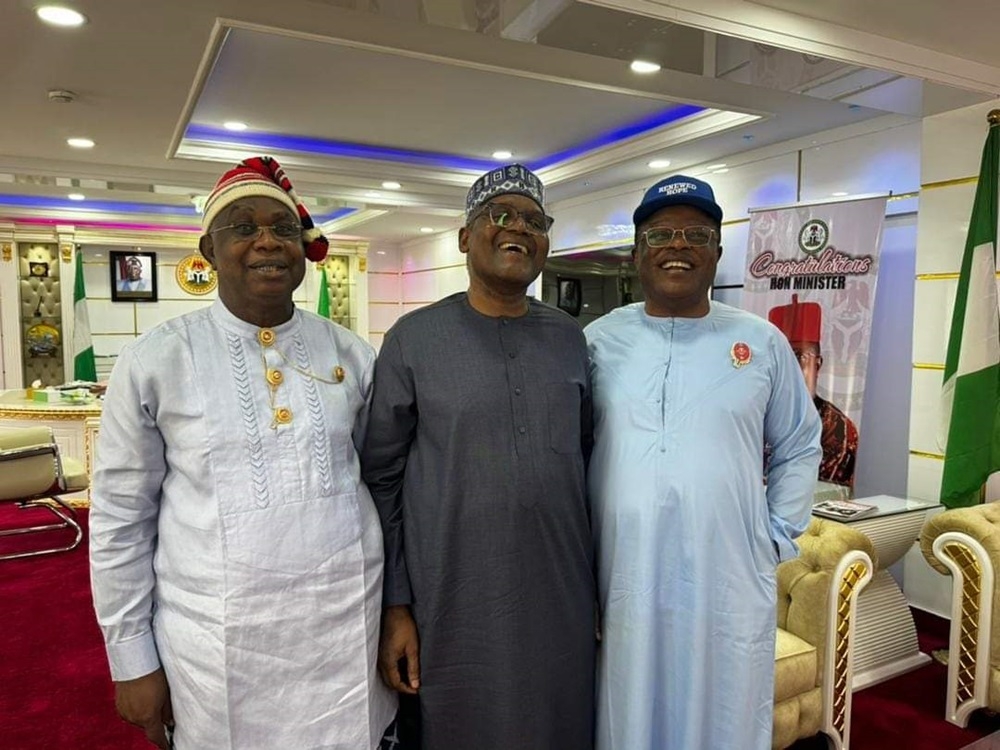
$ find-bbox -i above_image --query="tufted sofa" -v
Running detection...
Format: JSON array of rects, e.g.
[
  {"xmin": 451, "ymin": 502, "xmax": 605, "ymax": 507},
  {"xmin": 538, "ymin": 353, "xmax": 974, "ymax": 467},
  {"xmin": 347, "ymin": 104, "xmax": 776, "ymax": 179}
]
[
  {"xmin": 920, "ymin": 502, "xmax": 1000, "ymax": 726},
  {"xmin": 772, "ymin": 518, "xmax": 876, "ymax": 749}
]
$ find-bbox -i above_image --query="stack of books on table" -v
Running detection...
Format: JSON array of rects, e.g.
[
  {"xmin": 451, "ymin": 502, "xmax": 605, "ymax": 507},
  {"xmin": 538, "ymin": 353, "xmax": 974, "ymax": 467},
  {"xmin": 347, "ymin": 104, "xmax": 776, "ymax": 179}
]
[{"xmin": 812, "ymin": 498, "xmax": 878, "ymax": 520}]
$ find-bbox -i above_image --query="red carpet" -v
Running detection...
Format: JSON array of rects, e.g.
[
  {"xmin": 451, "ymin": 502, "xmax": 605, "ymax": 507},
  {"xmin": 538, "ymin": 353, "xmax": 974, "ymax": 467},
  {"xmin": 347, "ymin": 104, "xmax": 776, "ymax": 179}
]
[
  {"xmin": 3, "ymin": 503, "xmax": 1000, "ymax": 749},
  {"xmin": 0, "ymin": 503, "xmax": 147, "ymax": 749},
  {"xmin": 789, "ymin": 611, "xmax": 1000, "ymax": 750}
]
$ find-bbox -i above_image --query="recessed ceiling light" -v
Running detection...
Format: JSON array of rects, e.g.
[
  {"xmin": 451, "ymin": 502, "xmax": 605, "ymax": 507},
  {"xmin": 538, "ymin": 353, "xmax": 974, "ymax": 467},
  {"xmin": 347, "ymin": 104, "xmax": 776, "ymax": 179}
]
[
  {"xmin": 223, "ymin": 121, "xmax": 248, "ymax": 132},
  {"xmin": 492, "ymin": 150, "xmax": 513, "ymax": 160},
  {"xmin": 713, "ymin": 168, "xmax": 730, "ymax": 174},
  {"xmin": 36, "ymin": 5, "xmax": 87, "ymax": 27},
  {"xmin": 67, "ymin": 137, "xmax": 94, "ymax": 149},
  {"xmin": 67, "ymin": 193, "xmax": 85, "ymax": 201},
  {"xmin": 365, "ymin": 191, "xmax": 380, "ymax": 198},
  {"xmin": 419, "ymin": 227, "xmax": 435, "ymax": 233},
  {"xmin": 630, "ymin": 60, "xmax": 661, "ymax": 74},
  {"xmin": 381, "ymin": 181, "xmax": 402, "ymax": 190},
  {"xmin": 706, "ymin": 164, "xmax": 727, "ymax": 170},
  {"xmin": 376, "ymin": 250, "xmax": 386, "ymax": 255},
  {"xmin": 648, "ymin": 159, "xmax": 671, "ymax": 169},
  {"xmin": 832, "ymin": 191, "xmax": 849, "ymax": 197}
]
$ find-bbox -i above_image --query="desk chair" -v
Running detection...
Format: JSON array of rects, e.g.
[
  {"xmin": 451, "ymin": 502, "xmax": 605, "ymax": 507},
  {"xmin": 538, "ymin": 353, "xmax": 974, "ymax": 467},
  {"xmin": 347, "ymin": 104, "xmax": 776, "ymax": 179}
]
[{"xmin": 0, "ymin": 425, "xmax": 87, "ymax": 561}]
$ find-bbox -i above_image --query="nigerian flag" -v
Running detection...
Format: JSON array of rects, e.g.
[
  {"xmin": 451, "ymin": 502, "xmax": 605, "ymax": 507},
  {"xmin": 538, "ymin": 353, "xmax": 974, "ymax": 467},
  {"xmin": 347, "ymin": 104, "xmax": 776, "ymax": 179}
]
[
  {"xmin": 317, "ymin": 266, "xmax": 331, "ymax": 319},
  {"xmin": 72, "ymin": 249, "xmax": 97, "ymax": 382},
  {"xmin": 940, "ymin": 111, "xmax": 1000, "ymax": 508}
]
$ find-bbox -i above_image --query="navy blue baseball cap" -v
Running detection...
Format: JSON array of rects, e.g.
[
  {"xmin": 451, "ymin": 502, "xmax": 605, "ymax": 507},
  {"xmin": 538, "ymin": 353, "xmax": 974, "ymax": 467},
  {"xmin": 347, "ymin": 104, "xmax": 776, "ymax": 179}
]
[{"xmin": 633, "ymin": 174, "xmax": 723, "ymax": 227}]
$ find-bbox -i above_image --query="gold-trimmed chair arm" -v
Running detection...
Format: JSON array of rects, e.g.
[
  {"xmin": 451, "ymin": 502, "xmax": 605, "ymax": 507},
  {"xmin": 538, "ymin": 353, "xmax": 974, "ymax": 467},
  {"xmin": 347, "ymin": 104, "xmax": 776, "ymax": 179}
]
[
  {"xmin": 774, "ymin": 518, "xmax": 875, "ymax": 750},
  {"xmin": 920, "ymin": 503, "xmax": 1000, "ymax": 727}
]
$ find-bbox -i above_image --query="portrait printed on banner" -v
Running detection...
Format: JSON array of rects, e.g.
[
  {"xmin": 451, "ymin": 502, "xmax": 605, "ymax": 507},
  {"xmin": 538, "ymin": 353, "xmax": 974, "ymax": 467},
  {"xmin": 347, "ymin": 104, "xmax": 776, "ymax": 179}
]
[{"xmin": 110, "ymin": 251, "xmax": 158, "ymax": 302}]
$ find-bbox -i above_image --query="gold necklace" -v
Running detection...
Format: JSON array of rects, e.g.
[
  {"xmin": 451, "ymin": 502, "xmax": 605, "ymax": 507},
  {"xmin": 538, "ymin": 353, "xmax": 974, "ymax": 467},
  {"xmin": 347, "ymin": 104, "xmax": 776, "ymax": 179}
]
[{"xmin": 257, "ymin": 327, "xmax": 345, "ymax": 429}]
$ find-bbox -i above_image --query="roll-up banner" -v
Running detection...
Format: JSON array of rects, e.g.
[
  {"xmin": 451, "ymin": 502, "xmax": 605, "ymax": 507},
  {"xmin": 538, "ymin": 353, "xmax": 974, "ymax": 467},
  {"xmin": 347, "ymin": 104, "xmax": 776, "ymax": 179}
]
[{"xmin": 742, "ymin": 196, "xmax": 887, "ymax": 489}]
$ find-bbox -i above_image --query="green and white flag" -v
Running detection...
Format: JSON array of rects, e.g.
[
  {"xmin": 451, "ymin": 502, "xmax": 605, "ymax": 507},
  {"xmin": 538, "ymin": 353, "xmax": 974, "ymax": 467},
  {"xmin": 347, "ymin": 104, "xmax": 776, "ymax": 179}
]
[
  {"xmin": 317, "ymin": 265, "xmax": 331, "ymax": 319},
  {"xmin": 939, "ymin": 113, "xmax": 1000, "ymax": 508},
  {"xmin": 72, "ymin": 249, "xmax": 97, "ymax": 382}
]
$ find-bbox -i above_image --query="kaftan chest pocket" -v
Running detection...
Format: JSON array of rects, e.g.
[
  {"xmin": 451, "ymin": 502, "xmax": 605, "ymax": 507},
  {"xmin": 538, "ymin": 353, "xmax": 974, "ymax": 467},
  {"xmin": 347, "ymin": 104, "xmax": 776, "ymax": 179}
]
[
  {"xmin": 223, "ymin": 493, "xmax": 362, "ymax": 575},
  {"xmin": 546, "ymin": 382, "xmax": 582, "ymax": 455}
]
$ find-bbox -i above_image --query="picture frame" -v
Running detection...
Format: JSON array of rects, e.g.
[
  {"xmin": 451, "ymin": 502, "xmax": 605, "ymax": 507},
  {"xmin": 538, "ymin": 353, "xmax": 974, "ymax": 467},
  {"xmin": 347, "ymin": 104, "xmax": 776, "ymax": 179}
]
[
  {"xmin": 556, "ymin": 277, "xmax": 582, "ymax": 317},
  {"xmin": 110, "ymin": 251, "xmax": 157, "ymax": 302}
]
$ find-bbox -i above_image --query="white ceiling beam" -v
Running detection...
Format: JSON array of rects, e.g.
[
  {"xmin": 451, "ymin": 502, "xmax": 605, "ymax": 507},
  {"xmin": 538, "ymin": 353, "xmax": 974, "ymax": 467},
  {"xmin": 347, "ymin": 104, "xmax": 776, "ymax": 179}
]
[
  {"xmin": 502, "ymin": 0, "xmax": 574, "ymax": 42},
  {"xmin": 581, "ymin": 0, "xmax": 1000, "ymax": 94}
]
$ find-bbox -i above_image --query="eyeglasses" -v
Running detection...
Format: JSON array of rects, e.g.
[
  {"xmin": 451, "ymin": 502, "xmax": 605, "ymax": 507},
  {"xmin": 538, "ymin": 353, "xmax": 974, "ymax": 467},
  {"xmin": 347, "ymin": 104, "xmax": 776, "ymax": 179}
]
[
  {"xmin": 210, "ymin": 222, "xmax": 303, "ymax": 242},
  {"xmin": 472, "ymin": 203, "xmax": 554, "ymax": 236},
  {"xmin": 794, "ymin": 351, "xmax": 823, "ymax": 366},
  {"xmin": 640, "ymin": 225, "xmax": 718, "ymax": 248}
]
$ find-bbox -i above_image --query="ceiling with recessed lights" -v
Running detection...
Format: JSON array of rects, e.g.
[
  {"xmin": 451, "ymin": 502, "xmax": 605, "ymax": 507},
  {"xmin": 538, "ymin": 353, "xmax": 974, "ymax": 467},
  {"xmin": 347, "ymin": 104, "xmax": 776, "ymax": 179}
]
[{"xmin": 0, "ymin": 0, "xmax": 995, "ymax": 244}]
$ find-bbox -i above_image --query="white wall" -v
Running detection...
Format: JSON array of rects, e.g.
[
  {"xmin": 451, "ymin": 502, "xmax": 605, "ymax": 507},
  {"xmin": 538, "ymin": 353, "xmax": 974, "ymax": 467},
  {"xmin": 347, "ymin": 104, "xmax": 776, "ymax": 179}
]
[
  {"xmin": 80, "ymin": 245, "xmax": 218, "ymax": 377},
  {"xmin": 367, "ymin": 240, "xmax": 403, "ymax": 351},
  {"xmin": 903, "ymin": 100, "xmax": 1000, "ymax": 618},
  {"xmin": 547, "ymin": 116, "xmax": 921, "ymax": 505}
]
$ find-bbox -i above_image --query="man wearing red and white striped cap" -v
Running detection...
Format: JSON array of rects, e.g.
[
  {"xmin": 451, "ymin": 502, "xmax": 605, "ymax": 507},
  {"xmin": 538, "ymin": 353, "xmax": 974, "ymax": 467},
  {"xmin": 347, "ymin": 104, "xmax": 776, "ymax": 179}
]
[{"xmin": 91, "ymin": 156, "xmax": 398, "ymax": 749}]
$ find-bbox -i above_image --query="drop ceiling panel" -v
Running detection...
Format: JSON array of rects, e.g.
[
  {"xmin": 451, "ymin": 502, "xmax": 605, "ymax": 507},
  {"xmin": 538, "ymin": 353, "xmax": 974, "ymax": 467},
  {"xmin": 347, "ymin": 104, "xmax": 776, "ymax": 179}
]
[{"xmin": 191, "ymin": 27, "xmax": 690, "ymax": 160}]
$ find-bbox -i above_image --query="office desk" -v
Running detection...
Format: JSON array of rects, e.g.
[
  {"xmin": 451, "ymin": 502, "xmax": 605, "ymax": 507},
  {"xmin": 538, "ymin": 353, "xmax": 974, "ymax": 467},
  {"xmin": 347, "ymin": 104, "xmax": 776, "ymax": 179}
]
[{"xmin": 814, "ymin": 494, "xmax": 939, "ymax": 689}]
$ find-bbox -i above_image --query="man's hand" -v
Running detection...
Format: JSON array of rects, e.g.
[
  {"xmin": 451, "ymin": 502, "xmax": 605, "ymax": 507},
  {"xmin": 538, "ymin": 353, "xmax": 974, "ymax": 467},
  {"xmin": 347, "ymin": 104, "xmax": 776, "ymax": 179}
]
[
  {"xmin": 379, "ymin": 605, "xmax": 421, "ymax": 694},
  {"xmin": 114, "ymin": 668, "xmax": 174, "ymax": 749}
]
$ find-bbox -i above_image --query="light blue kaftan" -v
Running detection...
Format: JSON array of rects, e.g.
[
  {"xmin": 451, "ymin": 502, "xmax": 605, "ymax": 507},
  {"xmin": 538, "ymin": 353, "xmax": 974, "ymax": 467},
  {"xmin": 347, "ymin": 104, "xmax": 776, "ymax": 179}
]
[{"xmin": 585, "ymin": 301, "xmax": 822, "ymax": 750}]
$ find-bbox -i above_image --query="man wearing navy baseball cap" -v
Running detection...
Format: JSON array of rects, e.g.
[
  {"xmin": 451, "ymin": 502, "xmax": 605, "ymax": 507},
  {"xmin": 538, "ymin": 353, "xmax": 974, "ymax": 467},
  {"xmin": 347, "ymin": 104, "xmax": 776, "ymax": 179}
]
[{"xmin": 585, "ymin": 174, "xmax": 822, "ymax": 750}]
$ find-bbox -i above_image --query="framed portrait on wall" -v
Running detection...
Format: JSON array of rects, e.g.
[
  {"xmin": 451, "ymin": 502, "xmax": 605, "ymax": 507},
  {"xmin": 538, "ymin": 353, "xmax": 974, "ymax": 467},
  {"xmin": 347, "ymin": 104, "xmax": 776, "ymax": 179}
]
[
  {"xmin": 110, "ymin": 251, "xmax": 157, "ymax": 302},
  {"xmin": 556, "ymin": 277, "xmax": 581, "ymax": 317}
]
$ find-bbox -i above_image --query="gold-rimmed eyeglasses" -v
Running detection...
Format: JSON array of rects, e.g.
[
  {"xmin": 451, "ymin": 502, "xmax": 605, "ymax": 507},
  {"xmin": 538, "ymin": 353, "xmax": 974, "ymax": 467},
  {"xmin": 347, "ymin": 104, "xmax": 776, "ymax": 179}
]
[
  {"xmin": 471, "ymin": 203, "xmax": 554, "ymax": 236},
  {"xmin": 210, "ymin": 222, "xmax": 303, "ymax": 242},
  {"xmin": 640, "ymin": 225, "xmax": 717, "ymax": 248}
]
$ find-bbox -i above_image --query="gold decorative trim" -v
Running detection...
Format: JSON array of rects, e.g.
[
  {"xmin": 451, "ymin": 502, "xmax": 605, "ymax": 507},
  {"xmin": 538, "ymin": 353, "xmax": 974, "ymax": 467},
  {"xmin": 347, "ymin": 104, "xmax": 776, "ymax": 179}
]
[
  {"xmin": 921, "ymin": 176, "xmax": 978, "ymax": 190},
  {"xmin": 940, "ymin": 541, "xmax": 982, "ymax": 705},
  {"xmin": 401, "ymin": 262, "xmax": 467, "ymax": 275},
  {"xmin": 910, "ymin": 449, "xmax": 945, "ymax": 460},
  {"xmin": 917, "ymin": 272, "xmax": 1000, "ymax": 280},
  {"xmin": 0, "ymin": 408, "xmax": 100, "ymax": 420},
  {"xmin": 552, "ymin": 239, "xmax": 629, "ymax": 253},
  {"xmin": 914, "ymin": 363, "xmax": 945, "ymax": 370},
  {"xmin": 83, "ymin": 418, "xmax": 99, "ymax": 507},
  {"xmin": 60, "ymin": 244, "xmax": 73, "ymax": 263},
  {"xmin": 832, "ymin": 559, "xmax": 870, "ymax": 736},
  {"xmin": 1, "ymin": 243, "xmax": 11, "ymax": 262}
]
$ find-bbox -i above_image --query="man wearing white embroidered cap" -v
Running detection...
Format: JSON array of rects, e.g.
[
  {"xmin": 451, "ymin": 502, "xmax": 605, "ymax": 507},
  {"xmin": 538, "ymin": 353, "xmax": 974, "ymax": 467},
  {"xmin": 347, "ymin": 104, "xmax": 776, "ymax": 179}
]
[
  {"xmin": 585, "ymin": 174, "xmax": 822, "ymax": 749},
  {"xmin": 90, "ymin": 156, "xmax": 397, "ymax": 749}
]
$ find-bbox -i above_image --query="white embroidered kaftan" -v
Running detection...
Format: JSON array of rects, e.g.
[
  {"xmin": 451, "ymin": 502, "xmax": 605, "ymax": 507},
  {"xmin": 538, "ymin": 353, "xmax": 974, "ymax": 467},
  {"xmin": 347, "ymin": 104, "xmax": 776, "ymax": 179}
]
[{"xmin": 90, "ymin": 300, "xmax": 395, "ymax": 749}]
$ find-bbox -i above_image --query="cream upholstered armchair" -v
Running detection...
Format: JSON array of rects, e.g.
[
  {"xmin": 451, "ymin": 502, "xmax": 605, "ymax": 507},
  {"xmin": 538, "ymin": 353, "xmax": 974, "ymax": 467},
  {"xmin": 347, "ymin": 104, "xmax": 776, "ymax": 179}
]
[
  {"xmin": 920, "ymin": 502, "xmax": 1000, "ymax": 726},
  {"xmin": 773, "ymin": 518, "xmax": 875, "ymax": 750},
  {"xmin": 0, "ymin": 425, "xmax": 88, "ymax": 561}
]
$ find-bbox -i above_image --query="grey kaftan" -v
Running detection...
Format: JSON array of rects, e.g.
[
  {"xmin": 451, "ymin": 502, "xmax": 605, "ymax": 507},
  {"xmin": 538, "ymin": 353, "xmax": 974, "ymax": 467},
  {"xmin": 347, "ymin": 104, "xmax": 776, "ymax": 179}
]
[{"xmin": 361, "ymin": 292, "xmax": 596, "ymax": 750}]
